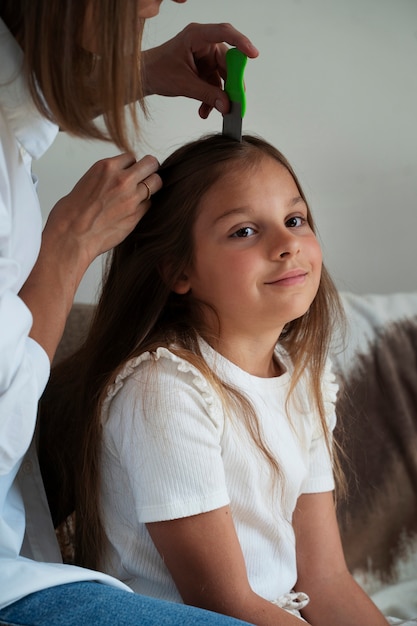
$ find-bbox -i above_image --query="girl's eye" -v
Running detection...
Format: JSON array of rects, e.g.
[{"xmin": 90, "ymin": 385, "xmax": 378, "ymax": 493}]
[
  {"xmin": 286, "ymin": 216, "xmax": 305, "ymax": 228},
  {"xmin": 231, "ymin": 226, "xmax": 256, "ymax": 238}
]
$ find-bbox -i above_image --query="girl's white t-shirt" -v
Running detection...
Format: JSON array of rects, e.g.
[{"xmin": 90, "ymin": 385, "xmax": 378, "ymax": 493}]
[{"xmin": 100, "ymin": 339, "xmax": 337, "ymax": 603}]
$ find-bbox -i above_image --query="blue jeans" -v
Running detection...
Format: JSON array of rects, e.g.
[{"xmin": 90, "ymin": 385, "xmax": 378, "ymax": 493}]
[{"xmin": 0, "ymin": 582, "xmax": 252, "ymax": 626}]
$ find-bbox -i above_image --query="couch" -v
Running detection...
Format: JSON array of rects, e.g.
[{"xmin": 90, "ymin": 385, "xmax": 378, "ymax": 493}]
[{"xmin": 52, "ymin": 292, "xmax": 417, "ymax": 620}]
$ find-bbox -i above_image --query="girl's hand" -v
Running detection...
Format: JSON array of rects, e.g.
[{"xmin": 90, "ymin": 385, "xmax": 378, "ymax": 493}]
[
  {"xmin": 294, "ymin": 492, "xmax": 390, "ymax": 626},
  {"xmin": 19, "ymin": 153, "xmax": 161, "ymax": 362},
  {"xmin": 142, "ymin": 23, "xmax": 259, "ymax": 119}
]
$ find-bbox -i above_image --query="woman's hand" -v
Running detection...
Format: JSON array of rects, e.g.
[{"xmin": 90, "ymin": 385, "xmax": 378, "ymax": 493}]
[
  {"xmin": 142, "ymin": 22, "xmax": 259, "ymax": 119},
  {"xmin": 44, "ymin": 153, "xmax": 161, "ymax": 268},
  {"xmin": 19, "ymin": 153, "xmax": 161, "ymax": 362}
]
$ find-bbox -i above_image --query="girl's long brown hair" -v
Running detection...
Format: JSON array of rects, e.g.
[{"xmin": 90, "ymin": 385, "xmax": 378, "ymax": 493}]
[
  {"xmin": 0, "ymin": 0, "xmax": 145, "ymax": 151},
  {"xmin": 40, "ymin": 134, "xmax": 345, "ymax": 569}
]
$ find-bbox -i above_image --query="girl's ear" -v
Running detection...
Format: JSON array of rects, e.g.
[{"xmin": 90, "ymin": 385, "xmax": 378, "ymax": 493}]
[
  {"xmin": 159, "ymin": 259, "xmax": 191, "ymax": 295},
  {"xmin": 172, "ymin": 272, "xmax": 191, "ymax": 295}
]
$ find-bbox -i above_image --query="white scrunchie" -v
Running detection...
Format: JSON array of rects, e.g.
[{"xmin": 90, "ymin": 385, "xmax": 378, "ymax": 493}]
[{"xmin": 271, "ymin": 591, "xmax": 310, "ymax": 620}]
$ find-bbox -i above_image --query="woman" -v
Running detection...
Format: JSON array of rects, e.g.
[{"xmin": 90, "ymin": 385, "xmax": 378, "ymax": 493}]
[{"xmin": 0, "ymin": 1, "xmax": 258, "ymax": 624}]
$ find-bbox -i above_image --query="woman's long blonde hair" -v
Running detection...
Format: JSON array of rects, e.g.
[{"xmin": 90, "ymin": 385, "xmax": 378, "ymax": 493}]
[
  {"xmin": 0, "ymin": 0, "xmax": 145, "ymax": 151},
  {"xmin": 40, "ymin": 134, "xmax": 345, "ymax": 569}
]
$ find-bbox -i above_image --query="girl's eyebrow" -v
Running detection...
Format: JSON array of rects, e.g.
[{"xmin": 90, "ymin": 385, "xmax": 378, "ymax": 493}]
[
  {"xmin": 213, "ymin": 196, "xmax": 305, "ymax": 225},
  {"xmin": 213, "ymin": 207, "xmax": 250, "ymax": 224},
  {"xmin": 289, "ymin": 196, "xmax": 305, "ymax": 207}
]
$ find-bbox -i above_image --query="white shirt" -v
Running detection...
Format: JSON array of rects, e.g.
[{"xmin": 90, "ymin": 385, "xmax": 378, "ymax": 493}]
[
  {"xmin": 0, "ymin": 18, "xmax": 128, "ymax": 609},
  {"xmin": 100, "ymin": 339, "xmax": 337, "ymax": 603}
]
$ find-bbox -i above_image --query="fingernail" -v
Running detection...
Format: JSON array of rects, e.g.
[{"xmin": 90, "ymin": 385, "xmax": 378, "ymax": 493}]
[{"xmin": 215, "ymin": 99, "xmax": 226, "ymax": 114}]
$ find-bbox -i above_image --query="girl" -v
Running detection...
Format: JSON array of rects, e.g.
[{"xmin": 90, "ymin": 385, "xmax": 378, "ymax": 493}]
[
  {"xmin": 42, "ymin": 134, "xmax": 390, "ymax": 625},
  {"xmin": 0, "ymin": 0, "xmax": 258, "ymax": 623}
]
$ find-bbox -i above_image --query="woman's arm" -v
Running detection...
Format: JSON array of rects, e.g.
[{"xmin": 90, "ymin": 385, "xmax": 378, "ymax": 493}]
[
  {"xmin": 141, "ymin": 22, "xmax": 259, "ymax": 118},
  {"xmin": 19, "ymin": 153, "xmax": 161, "ymax": 363},
  {"xmin": 147, "ymin": 506, "xmax": 308, "ymax": 626},
  {"xmin": 293, "ymin": 491, "xmax": 389, "ymax": 626}
]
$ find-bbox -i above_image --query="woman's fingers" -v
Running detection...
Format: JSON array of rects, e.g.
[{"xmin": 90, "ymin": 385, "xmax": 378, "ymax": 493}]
[
  {"xmin": 139, "ymin": 180, "xmax": 152, "ymax": 202},
  {"xmin": 134, "ymin": 168, "xmax": 163, "ymax": 221},
  {"xmin": 45, "ymin": 153, "xmax": 162, "ymax": 265},
  {"xmin": 141, "ymin": 22, "xmax": 258, "ymax": 118}
]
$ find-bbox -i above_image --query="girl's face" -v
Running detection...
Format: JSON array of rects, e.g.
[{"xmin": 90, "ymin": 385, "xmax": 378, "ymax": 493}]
[{"xmin": 174, "ymin": 156, "xmax": 322, "ymax": 344}]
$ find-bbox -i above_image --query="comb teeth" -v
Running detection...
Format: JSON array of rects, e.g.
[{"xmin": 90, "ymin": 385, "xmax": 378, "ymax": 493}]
[{"xmin": 222, "ymin": 102, "xmax": 243, "ymax": 142}]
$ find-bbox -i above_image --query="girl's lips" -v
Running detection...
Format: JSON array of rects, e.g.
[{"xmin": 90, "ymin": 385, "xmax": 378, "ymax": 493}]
[{"xmin": 265, "ymin": 269, "xmax": 308, "ymax": 286}]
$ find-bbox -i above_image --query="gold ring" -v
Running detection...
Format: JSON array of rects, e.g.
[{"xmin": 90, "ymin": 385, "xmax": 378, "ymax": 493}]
[{"xmin": 141, "ymin": 180, "xmax": 152, "ymax": 201}]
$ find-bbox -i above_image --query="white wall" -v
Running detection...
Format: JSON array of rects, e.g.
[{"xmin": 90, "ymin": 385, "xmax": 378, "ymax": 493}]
[{"xmin": 33, "ymin": 0, "xmax": 417, "ymax": 303}]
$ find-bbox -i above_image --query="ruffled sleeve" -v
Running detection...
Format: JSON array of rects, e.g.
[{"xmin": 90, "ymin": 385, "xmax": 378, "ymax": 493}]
[
  {"xmin": 301, "ymin": 358, "xmax": 338, "ymax": 494},
  {"xmin": 102, "ymin": 348, "xmax": 231, "ymax": 524},
  {"xmin": 322, "ymin": 357, "xmax": 339, "ymax": 431}
]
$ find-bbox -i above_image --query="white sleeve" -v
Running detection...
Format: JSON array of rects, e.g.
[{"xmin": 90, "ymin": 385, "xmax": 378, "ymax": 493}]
[
  {"xmin": 0, "ymin": 188, "xmax": 50, "ymax": 475},
  {"xmin": 103, "ymin": 349, "xmax": 230, "ymax": 523}
]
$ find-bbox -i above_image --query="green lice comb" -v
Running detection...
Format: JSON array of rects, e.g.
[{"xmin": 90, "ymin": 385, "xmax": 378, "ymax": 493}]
[{"xmin": 222, "ymin": 48, "xmax": 247, "ymax": 142}]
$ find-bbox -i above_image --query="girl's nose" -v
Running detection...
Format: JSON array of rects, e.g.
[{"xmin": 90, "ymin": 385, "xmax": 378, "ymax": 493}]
[
  {"xmin": 279, "ymin": 243, "xmax": 299, "ymax": 258},
  {"xmin": 271, "ymin": 230, "xmax": 300, "ymax": 260}
]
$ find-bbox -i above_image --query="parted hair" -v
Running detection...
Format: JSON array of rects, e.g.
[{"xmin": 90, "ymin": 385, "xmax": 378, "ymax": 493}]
[
  {"xmin": 0, "ymin": 0, "xmax": 145, "ymax": 151},
  {"xmin": 40, "ymin": 134, "xmax": 345, "ymax": 569}
]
